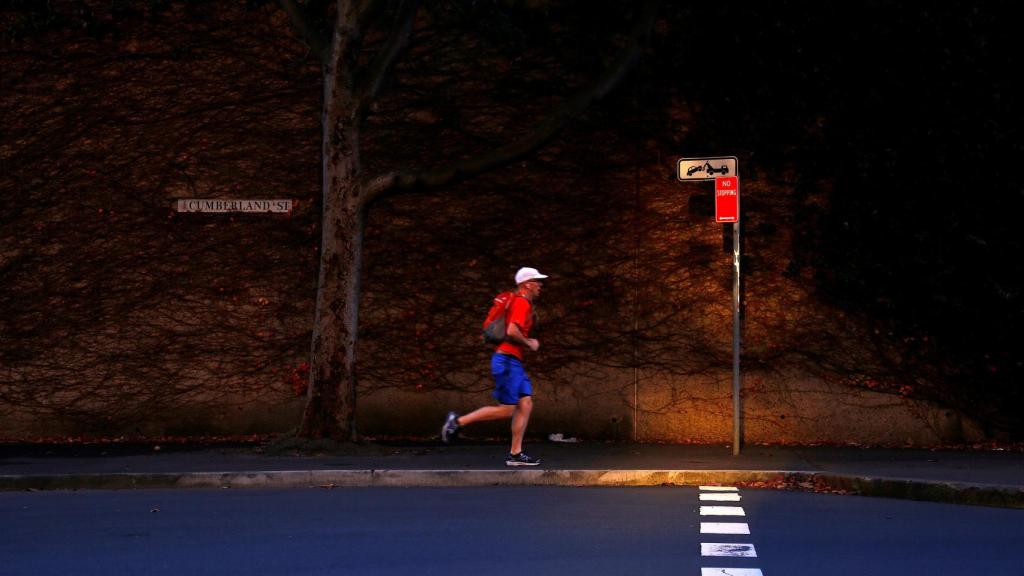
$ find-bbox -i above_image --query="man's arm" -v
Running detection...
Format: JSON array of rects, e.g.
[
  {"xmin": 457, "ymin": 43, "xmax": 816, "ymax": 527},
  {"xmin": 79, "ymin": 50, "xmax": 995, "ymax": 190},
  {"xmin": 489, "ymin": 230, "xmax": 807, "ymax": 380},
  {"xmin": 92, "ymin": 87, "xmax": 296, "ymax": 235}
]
[{"xmin": 506, "ymin": 322, "xmax": 539, "ymax": 352}]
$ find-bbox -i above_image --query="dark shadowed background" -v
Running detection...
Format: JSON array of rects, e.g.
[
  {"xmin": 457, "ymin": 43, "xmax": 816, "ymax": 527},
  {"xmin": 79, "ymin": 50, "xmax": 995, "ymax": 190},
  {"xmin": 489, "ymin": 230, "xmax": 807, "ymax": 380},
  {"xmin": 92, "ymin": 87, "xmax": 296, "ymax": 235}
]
[{"xmin": 1, "ymin": 1, "xmax": 1020, "ymax": 442}]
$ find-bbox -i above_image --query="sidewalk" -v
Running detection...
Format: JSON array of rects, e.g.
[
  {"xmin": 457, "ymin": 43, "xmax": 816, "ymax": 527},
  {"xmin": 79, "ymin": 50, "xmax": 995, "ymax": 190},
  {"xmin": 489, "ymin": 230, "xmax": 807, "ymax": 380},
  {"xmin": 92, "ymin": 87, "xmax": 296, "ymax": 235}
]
[{"xmin": 1, "ymin": 441, "xmax": 1021, "ymax": 508}]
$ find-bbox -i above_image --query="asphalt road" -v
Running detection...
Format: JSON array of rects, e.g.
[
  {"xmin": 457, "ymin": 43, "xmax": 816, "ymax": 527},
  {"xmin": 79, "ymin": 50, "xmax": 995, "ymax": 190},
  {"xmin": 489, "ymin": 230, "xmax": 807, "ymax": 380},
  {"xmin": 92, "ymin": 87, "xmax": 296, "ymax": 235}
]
[{"xmin": 2, "ymin": 487, "xmax": 1021, "ymax": 575}]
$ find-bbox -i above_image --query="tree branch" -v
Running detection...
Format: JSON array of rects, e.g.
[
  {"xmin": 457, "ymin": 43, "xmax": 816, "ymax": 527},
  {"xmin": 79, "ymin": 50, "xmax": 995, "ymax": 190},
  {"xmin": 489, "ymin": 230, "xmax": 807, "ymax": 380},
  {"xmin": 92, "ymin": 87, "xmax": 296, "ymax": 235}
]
[
  {"xmin": 279, "ymin": 0, "xmax": 329, "ymax": 65},
  {"xmin": 361, "ymin": 0, "xmax": 659, "ymax": 205},
  {"xmin": 355, "ymin": 0, "xmax": 419, "ymax": 111},
  {"xmin": 354, "ymin": 0, "xmax": 391, "ymax": 36}
]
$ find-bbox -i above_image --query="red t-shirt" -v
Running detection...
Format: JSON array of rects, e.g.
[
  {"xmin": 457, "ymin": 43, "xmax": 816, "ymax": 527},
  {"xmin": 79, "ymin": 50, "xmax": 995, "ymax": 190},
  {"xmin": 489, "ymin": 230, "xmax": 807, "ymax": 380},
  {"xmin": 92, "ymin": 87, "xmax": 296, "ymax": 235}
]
[{"xmin": 495, "ymin": 294, "xmax": 534, "ymax": 360}]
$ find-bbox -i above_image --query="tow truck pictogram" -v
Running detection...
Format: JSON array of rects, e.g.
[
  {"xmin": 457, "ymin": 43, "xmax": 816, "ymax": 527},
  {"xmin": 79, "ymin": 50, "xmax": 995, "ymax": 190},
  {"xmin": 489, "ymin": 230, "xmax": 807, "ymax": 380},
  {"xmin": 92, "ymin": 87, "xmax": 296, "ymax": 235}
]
[{"xmin": 686, "ymin": 161, "xmax": 730, "ymax": 177}]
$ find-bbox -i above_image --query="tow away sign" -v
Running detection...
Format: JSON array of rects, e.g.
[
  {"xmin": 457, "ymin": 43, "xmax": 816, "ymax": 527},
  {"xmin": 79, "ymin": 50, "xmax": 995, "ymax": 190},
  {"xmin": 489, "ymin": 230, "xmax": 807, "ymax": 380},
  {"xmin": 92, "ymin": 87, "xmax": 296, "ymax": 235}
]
[{"xmin": 676, "ymin": 156, "xmax": 737, "ymax": 181}]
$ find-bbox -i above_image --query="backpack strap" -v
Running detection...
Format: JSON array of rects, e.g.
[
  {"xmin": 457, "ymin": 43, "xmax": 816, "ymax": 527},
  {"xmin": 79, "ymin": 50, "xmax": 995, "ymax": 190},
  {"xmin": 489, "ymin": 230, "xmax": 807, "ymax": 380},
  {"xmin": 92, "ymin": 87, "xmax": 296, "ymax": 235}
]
[
  {"xmin": 501, "ymin": 292, "xmax": 518, "ymax": 324},
  {"xmin": 506, "ymin": 293, "xmax": 536, "ymax": 330}
]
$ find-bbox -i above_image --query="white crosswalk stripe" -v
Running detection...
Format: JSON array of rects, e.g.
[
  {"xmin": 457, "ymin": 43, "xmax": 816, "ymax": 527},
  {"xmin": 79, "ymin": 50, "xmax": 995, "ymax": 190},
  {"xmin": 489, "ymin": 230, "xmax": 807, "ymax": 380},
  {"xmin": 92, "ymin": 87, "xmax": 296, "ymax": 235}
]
[
  {"xmin": 700, "ymin": 493, "xmax": 742, "ymax": 501},
  {"xmin": 700, "ymin": 505, "xmax": 745, "ymax": 516},
  {"xmin": 701, "ymin": 543, "xmax": 757, "ymax": 557},
  {"xmin": 701, "ymin": 522, "xmax": 750, "ymax": 534},
  {"xmin": 699, "ymin": 486, "xmax": 739, "ymax": 492},
  {"xmin": 701, "ymin": 569, "xmax": 764, "ymax": 576}
]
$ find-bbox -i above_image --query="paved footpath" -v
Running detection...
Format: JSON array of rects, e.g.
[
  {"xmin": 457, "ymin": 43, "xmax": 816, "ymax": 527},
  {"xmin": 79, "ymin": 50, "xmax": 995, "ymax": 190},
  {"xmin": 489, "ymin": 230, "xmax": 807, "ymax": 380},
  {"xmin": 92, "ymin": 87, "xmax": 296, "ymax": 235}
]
[{"xmin": 1, "ymin": 441, "xmax": 1021, "ymax": 507}]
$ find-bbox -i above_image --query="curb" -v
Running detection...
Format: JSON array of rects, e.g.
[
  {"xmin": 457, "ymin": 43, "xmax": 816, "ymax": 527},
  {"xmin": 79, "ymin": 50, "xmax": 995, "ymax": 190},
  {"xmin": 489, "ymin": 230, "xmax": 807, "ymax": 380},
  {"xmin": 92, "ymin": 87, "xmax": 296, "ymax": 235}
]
[
  {"xmin": 812, "ymin": 474, "xmax": 1024, "ymax": 509},
  {"xmin": 2, "ymin": 469, "xmax": 1021, "ymax": 508}
]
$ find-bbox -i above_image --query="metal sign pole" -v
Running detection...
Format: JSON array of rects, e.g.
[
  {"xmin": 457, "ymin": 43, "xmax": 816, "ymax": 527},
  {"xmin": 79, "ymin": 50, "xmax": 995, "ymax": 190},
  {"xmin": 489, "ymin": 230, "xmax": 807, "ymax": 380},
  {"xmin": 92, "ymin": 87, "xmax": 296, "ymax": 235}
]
[{"xmin": 732, "ymin": 218, "xmax": 742, "ymax": 456}]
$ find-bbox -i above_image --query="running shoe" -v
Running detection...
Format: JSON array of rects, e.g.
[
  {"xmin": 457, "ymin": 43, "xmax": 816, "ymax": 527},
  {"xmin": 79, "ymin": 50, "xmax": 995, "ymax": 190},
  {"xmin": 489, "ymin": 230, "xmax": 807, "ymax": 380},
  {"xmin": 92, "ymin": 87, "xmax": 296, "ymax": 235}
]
[
  {"xmin": 441, "ymin": 411, "xmax": 461, "ymax": 443},
  {"xmin": 505, "ymin": 452, "xmax": 541, "ymax": 466}
]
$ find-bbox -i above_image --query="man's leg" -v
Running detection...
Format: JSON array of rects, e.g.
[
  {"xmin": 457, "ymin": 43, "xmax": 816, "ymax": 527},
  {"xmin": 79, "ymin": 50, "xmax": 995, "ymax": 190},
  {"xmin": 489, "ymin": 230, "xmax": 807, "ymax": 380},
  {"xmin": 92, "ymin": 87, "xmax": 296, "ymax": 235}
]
[
  {"xmin": 510, "ymin": 395, "xmax": 533, "ymax": 455},
  {"xmin": 443, "ymin": 354, "xmax": 523, "ymax": 443},
  {"xmin": 442, "ymin": 404, "xmax": 514, "ymax": 443},
  {"xmin": 458, "ymin": 404, "xmax": 515, "ymax": 426}
]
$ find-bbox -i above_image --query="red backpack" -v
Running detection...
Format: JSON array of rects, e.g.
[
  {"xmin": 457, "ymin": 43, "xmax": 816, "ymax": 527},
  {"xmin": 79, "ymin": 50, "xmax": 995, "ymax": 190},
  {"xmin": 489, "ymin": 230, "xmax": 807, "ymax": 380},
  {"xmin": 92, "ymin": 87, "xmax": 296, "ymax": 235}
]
[{"xmin": 482, "ymin": 291, "xmax": 517, "ymax": 344}]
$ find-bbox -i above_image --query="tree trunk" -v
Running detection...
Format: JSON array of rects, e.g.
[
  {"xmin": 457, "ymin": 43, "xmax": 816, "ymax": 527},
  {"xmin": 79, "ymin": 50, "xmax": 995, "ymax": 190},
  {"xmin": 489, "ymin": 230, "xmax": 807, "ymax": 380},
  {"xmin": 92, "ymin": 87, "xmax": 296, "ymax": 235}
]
[{"xmin": 298, "ymin": 28, "xmax": 363, "ymax": 440}]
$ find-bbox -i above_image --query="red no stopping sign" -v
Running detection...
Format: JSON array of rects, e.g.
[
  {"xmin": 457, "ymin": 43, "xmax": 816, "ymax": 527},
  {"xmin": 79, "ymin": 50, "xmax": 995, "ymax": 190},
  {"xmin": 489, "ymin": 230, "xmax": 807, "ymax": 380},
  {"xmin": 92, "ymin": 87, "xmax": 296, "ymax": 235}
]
[{"xmin": 715, "ymin": 176, "xmax": 739, "ymax": 223}]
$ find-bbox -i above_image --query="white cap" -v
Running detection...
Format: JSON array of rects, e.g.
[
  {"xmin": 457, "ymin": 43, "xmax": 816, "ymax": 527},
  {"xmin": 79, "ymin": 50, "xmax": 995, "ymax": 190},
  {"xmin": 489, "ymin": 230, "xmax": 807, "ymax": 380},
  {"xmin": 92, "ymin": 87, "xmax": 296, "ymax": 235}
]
[{"xmin": 515, "ymin": 267, "xmax": 549, "ymax": 285}]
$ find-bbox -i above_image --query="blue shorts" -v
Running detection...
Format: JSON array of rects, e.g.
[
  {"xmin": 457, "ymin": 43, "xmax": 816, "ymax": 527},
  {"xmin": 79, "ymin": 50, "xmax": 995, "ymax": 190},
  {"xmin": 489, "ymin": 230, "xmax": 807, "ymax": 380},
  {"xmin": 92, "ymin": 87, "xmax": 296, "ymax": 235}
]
[{"xmin": 491, "ymin": 353, "xmax": 533, "ymax": 405}]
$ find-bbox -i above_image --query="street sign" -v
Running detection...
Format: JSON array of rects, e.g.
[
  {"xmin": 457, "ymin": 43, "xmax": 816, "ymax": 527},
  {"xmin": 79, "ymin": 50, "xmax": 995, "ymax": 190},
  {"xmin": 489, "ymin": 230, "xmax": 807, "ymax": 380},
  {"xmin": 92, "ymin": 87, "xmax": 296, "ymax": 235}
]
[
  {"xmin": 677, "ymin": 156, "xmax": 738, "ymax": 181},
  {"xmin": 715, "ymin": 177, "xmax": 739, "ymax": 223},
  {"xmin": 676, "ymin": 155, "xmax": 744, "ymax": 456},
  {"xmin": 175, "ymin": 199, "xmax": 293, "ymax": 213}
]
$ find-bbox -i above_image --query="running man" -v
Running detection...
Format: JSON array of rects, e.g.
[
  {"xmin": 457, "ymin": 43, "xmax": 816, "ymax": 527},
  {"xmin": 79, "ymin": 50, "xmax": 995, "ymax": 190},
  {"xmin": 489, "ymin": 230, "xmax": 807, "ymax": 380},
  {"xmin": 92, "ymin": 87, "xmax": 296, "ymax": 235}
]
[{"xmin": 442, "ymin": 267, "xmax": 548, "ymax": 466}]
